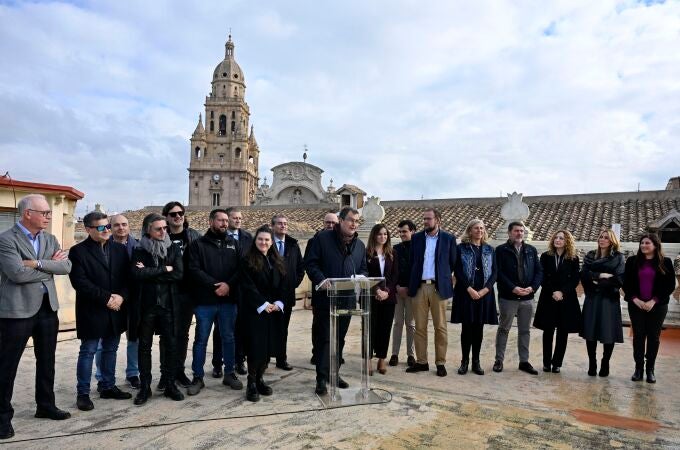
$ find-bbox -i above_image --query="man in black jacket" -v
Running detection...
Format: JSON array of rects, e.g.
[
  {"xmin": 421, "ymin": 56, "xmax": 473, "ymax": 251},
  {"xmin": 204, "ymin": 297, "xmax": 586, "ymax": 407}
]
[
  {"xmin": 304, "ymin": 206, "xmax": 368, "ymax": 395},
  {"xmin": 160, "ymin": 201, "xmax": 201, "ymax": 389},
  {"xmin": 390, "ymin": 219, "xmax": 416, "ymax": 367},
  {"xmin": 493, "ymin": 221, "xmax": 543, "ymax": 375},
  {"xmin": 271, "ymin": 214, "xmax": 305, "ymax": 370},
  {"xmin": 69, "ymin": 211, "xmax": 132, "ymax": 411},
  {"xmin": 185, "ymin": 209, "xmax": 243, "ymax": 395}
]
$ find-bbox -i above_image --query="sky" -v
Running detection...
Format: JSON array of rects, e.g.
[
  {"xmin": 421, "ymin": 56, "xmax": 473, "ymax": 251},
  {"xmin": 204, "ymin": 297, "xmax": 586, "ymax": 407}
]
[{"xmin": 0, "ymin": 0, "xmax": 679, "ymax": 214}]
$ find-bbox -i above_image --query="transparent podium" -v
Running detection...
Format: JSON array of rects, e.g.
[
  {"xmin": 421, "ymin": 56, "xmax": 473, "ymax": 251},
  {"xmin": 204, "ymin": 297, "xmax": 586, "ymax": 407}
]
[{"xmin": 316, "ymin": 276, "xmax": 387, "ymax": 408}]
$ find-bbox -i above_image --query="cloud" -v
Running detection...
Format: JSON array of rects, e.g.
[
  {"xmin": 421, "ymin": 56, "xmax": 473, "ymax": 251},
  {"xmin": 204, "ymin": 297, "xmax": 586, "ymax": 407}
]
[{"xmin": 0, "ymin": 0, "xmax": 678, "ymax": 217}]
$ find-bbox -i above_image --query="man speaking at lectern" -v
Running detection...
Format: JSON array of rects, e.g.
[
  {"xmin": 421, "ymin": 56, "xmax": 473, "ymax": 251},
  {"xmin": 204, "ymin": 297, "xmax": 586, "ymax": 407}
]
[{"xmin": 305, "ymin": 206, "xmax": 368, "ymax": 396}]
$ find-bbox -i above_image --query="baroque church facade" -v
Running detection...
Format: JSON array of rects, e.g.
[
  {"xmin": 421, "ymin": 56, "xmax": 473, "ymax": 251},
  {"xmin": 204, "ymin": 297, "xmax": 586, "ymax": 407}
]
[{"xmin": 188, "ymin": 35, "xmax": 259, "ymax": 207}]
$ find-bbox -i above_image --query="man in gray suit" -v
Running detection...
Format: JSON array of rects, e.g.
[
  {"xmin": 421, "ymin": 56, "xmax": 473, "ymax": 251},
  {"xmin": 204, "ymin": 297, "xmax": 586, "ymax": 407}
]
[{"xmin": 0, "ymin": 194, "xmax": 72, "ymax": 440}]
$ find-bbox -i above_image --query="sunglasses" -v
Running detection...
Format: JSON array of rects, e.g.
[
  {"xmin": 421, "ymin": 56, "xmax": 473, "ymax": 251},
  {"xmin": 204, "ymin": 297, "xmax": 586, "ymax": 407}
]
[
  {"xmin": 168, "ymin": 211, "xmax": 184, "ymax": 218},
  {"xmin": 88, "ymin": 224, "xmax": 112, "ymax": 232},
  {"xmin": 153, "ymin": 226, "xmax": 168, "ymax": 232}
]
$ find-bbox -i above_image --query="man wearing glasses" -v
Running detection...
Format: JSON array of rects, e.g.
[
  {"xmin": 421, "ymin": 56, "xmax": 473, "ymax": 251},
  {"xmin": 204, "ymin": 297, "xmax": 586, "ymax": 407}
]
[
  {"xmin": 159, "ymin": 202, "xmax": 201, "ymax": 391},
  {"xmin": 68, "ymin": 212, "xmax": 132, "ymax": 411},
  {"xmin": 0, "ymin": 194, "xmax": 72, "ymax": 440}
]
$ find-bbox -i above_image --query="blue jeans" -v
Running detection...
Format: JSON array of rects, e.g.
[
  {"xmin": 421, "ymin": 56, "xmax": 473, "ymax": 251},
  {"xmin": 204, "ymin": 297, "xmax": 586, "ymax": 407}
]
[
  {"xmin": 78, "ymin": 335, "xmax": 120, "ymax": 395},
  {"xmin": 192, "ymin": 303, "xmax": 237, "ymax": 378},
  {"xmin": 95, "ymin": 339, "xmax": 139, "ymax": 381}
]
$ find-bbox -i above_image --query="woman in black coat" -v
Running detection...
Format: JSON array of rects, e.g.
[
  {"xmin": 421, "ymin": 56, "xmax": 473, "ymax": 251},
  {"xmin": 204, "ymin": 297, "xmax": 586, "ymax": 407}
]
[
  {"xmin": 622, "ymin": 233, "xmax": 676, "ymax": 383},
  {"xmin": 366, "ymin": 224, "xmax": 399, "ymax": 375},
  {"xmin": 533, "ymin": 230, "xmax": 582, "ymax": 373},
  {"xmin": 451, "ymin": 219, "xmax": 497, "ymax": 376},
  {"xmin": 240, "ymin": 225, "xmax": 286, "ymax": 402},
  {"xmin": 580, "ymin": 229, "xmax": 625, "ymax": 377}
]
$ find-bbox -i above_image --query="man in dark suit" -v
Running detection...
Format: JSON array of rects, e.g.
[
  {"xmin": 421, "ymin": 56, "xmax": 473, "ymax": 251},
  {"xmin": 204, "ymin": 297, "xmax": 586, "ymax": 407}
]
[
  {"xmin": 305, "ymin": 206, "xmax": 368, "ymax": 395},
  {"xmin": 271, "ymin": 214, "xmax": 305, "ymax": 370},
  {"xmin": 212, "ymin": 207, "xmax": 253, "ymax": 377},
  {"xmin": 406, "ymin": 208, "xmax": 457, "ymax": 377},
  {"xmin": 68, "ymin": 211, "xmax": 132, "ymax": 411},
  {"xmin": 0, "ymin": 194, "xmax": 72, "ymax": 440}
]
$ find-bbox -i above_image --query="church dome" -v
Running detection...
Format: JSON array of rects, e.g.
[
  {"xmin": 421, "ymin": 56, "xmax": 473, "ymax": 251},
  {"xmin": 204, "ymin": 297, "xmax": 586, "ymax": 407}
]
[{"xmin": 212, "ymin": 35, "xmax": 245, "ymax": 85}]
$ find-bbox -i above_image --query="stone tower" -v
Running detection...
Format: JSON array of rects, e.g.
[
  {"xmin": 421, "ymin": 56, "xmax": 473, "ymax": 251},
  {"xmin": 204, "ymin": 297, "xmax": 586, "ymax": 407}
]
[{"xmin": 188, "ymin": 35, "xmax": 260, "ymax": 207}]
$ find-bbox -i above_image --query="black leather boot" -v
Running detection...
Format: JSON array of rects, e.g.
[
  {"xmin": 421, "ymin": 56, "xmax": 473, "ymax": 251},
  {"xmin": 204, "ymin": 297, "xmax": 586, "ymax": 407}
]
[
  {"xmin": 588, "ymin": 358, "xmax": 597, "ymax": 377},
  {"xmin": 246, "ymin": 376, "xmax": 260, "ymax": 402},
  {"xmin": 598, "ymin": 358, "xmax": 609, "ymax": 377},
  {"xmin": 646, "ymin": 362, "xmax": 656, "ymax": 383},
  {"xmin": 164, "ymin": 380, "xmax": 185, "ymax": 401},
  {"xmin": 631, "ymin": 362, "xmax": 644, "ymax": 382},
  {"xmin": 471, "ymin": 360, "xmax": 485, "ymax": 375},
  {"xmin": 256, "ymin": 377, "xmax": 273, "ymax": 396},
  {"xmin": 134, "ymin": 383, "xmax": 152, "ymax": 406},
  {"xmin": 457, "ymin": 359, "xmax": 469, "ymax": 375}
]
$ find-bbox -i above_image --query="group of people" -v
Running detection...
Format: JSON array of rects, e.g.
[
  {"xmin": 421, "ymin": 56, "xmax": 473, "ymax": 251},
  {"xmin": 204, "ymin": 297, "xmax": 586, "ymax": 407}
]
[{"xmin": 0, "ymin": 195, "xmax": 676, "ymax": 440}]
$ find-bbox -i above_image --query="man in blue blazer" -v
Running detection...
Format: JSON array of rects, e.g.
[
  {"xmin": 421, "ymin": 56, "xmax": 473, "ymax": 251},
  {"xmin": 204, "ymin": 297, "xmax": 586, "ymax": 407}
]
[{"xmin": 406, "ymin": 208, "xmax": 457, "ymax": 377}]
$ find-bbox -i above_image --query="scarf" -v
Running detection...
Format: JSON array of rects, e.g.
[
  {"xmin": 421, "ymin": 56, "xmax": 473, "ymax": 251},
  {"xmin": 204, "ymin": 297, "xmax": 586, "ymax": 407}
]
[{"xmin": 140, "ymin": 234, "xmax": 172, "ymax": 263}]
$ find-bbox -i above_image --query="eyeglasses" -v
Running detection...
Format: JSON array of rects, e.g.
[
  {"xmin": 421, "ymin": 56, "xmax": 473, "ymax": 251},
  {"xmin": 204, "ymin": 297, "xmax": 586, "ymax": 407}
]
[
  {"xmin": 28, "ymin": 209, "xmax": 52, "ymax": 218},
  {"xmin": 153, "ymin": 226, "xmax": 168, "ymax": 232},
  {"xmin": 88, "ymin": 224, "xmax": 112, "ymax": 232},
  {"xmin": 167, "ymin": 211, "xmax": 184, "ymax": 218}
]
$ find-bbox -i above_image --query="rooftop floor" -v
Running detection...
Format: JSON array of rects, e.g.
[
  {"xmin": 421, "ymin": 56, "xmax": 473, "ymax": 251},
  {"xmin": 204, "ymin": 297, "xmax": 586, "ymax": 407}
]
[{"xmin": 4, "ymin": 305, "xmax": 680, "ymax": 449}]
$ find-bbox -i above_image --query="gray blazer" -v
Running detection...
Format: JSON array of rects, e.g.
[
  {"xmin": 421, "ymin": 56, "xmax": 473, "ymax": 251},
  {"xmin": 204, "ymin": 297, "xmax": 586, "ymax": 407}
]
[{"xmin": 0, "ymin": 224, "xmax": 72, "ymax": 318}]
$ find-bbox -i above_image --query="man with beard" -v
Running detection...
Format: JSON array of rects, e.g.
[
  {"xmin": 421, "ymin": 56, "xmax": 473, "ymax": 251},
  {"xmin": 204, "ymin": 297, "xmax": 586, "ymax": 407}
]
[
  {"xmin": 304, "ymin": 206, "xmax": 368, "ymax": 395},
  {"xmin": 159, "ymin": 202, "xmax": 201, "ymax": 390},
  {"xmin": 185, "ymin": 209, "xmax": 243, "ymax": 394},
  {"xmin": 212, "ymin": 207, "xmax": 252, "ymax": 377},
  {"xmin": 130, "ymin": 213, "xmax": 185, "ymax": 405}
]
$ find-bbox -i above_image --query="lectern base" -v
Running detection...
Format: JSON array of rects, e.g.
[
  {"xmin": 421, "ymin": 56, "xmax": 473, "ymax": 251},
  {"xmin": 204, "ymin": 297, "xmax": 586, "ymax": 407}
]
[{"xmin": 316, "ymin": 387, "xmax": 386, "ymax": 408}]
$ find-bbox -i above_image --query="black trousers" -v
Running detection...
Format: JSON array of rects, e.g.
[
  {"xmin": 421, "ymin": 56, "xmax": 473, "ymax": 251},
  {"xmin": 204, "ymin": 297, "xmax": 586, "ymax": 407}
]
[
  {"xmin": 277, "ymin": 302, "xmax": 293, "ymax": 363},
  {"xmin": 542, "ymin": 327, "xmax": 569, "ymax": 368},
  {"xmin": 629, "ymin": 303, "xmax": 668, "ymax": 367},
  {"xmin": 313, "ymin": 308, "xmax": 351, "ymax": 382},
  {"xmin": 460, "ymin": 323, "xmax": 484, "ymax": 361},
  {"xmin": 0, "ymin": 295, "xmax": 58, "ymax": 426},
  {"xmin": 159, "ymin": 295, "xmax": 193, "ymax": 377},
  {"xmin": 586, "ymin": 340, "xmax": 614, "ymax": 362},
  {"xmin": 213, "ymin": 301, "xmax": 246, "ymax": 368},
  {"xmin": 371, "ymin": 302, "xmax": 396, "ymax": 359},
  {"xmin": 138, "ymin": 305, "xmax": 176, "ymax": 384}
]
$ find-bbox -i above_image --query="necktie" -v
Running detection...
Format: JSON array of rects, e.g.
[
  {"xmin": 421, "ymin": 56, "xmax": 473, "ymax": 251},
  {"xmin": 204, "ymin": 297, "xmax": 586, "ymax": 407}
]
[{"xmin": 277, "ymin": 240, "xmax": 284, "ymax": 255}]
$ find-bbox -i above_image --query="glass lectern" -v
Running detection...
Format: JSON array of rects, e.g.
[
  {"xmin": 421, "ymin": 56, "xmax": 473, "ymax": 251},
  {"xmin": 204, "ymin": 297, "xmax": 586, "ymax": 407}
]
[{"xmin": 316, "ymin": 276, "xmax": 386, "ymax": 408}]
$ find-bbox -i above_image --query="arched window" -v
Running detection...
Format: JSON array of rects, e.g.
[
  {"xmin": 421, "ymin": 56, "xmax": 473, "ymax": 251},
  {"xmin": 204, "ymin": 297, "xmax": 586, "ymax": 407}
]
[
  {"xmin": 231, "ymin": 111, "xmax": 235, "ymax": 119},
  {"xmin": 219, "ymin": 115, "xmax": 226, "ymax": 136},
  {"xmin": 231, "ymin": 121, "xmax": 236, "ymax": 132},
  {"xmin": 235, "ymin": 148, "xmax": 242, "ymax": 158},
  {"xmin": 210, "ymin": 121, "xmax": 214, "ymax": 132},
  {"xmin": 212, "ymin": 193, "xmax": 220, "ymax": 206},
  {"xmin": 194, "ymin": 147, "xmax": 201, "ymax": 158},
  {"xmin": 210, "ymin": 111, "xmax": 214, "ymax": 119}
]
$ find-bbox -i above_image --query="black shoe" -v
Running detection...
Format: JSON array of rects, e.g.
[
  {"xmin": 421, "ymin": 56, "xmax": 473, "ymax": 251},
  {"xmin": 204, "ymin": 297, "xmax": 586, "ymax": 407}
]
[
  {"xmin": 315, "ymin": 379, "xmax": 327, "ymax": 396},
  {"xmin": 256, "ymin": 378, "xmax": 273, "ymax": 396},
  {"xmin": 134, "ymin": 384, "xmax": 152, "ymax": 405},
  {"xmin": 164, "ymin": 381, "xmax": 185, "ymax": 401},
  {"xmin": 310, "ymin": 356, "xmax": 317, "ymax": 365},
  {"xmin": 436, "ymin": 365, "xmax": 447, "ymax": 377},
  {"xmin": 407, "ymin": 355, "xmax": 416, "ymax": 367},
  {"xmin": 76, "ymin": 395, "xmax": 94, "ymax": 411},
  {"xmin": 223, "ymin": 372, "xmax": 244, "ymax": 390},
  {"xmin": 34, "ymin": 407, "xmax": 71, "ymax": 420},
  {"xmin": 337, "ymin": 376, "xmax": 349, "ymax": 389},
  {"xmin": 543, "ymin": 365, "xmax": 551, "ymax": 372},
  {"xmin": 492, "ymin": 360, "xmax": 503, "ymax": 373},
  {"xmin": 388, "ymin": 355, "xmax": 398, "ymax": 366},
  {"xmin": 212, "ymin": 367, "xmax": 223, "ymax": 378},
  {"xmin": 405, "ymin": 363, "xmax": 429, "ymax": 373},
  {"xmin": 646, "ymin": 367, "xmax": 656, "ymax": 384},
  {"xmin": 235, "ymin": 362, "xmax": 248, "ymax": 375},
  {"xmin": 632, "ymin": 364, "xmax": 644, "ymax": 382},
  {"xmin": 100, "ymin": 385, "xmax": 132, "ymax": 400},
  {"xmin": 588, "ymin": 359, "xmax": 597, "ymax": 376},
  {"xmin": 176, "ymin": 372, "xmax": 192, "ymax": 388},
  {"xmin": 471, "ymin": 360, "xmax": 485, "ymax": 375},
  {"xmin": 0, "ymin": 423, "xmax": 14, "ymax": 440},
  {"xmin": 276, "ymin": 361, "xmax": 293, "ymax": 371},
  {"xmin": 186, "ymin": 377, "xmax": 205, "ymax": 396},
  {"xmin": 156, "ymin": 377, "xmax": 167, "ymax": 391},
  {"xmin": 598, "ymin": 359, "xmax": 609, "ymax": 377},
  {"xmin": 457, "ymin": 360, "xmax": 469, "ymax": 375},
  {"xmin": 246, "ymin": 382, "xmax": 260, "ymax": 402},
  {"xmin": 126, "ymin": 376, "xmax": 141, "ymax": 389},
  {"xmin": 551, "ymin": 366, "xmax": 561, "ymax": 374},
  {"xmin": 518, "ymin": 362, "xmax": 538, "ymax": 375}
]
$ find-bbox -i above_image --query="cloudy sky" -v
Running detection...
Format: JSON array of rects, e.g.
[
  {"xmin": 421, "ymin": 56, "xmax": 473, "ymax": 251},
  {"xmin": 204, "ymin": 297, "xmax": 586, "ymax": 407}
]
[{"xmin": 0, "ymin": 0, "xmax": 678, "ymax": 213}]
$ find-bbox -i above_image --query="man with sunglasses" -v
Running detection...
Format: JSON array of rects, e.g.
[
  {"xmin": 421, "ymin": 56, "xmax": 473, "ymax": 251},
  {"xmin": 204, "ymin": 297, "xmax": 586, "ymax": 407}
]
[
  {"xmin": 68, "ymin": 212, "xmax": 132, "ymax": 411},
  {"xmin": 0, "ymin": 194, "xmax": 72, "ymax": 440},
  {"xmin": 159, "ymin": 202, "xmax": 201, "ymax": 390}
]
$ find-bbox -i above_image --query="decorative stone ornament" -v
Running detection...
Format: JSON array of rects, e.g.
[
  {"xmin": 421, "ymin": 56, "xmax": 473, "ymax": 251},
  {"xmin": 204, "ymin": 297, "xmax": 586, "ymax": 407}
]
[
  {"xmin": 359, "ymin": 196, "xmax": 385, "ymax": 232},
  {"xmin": 495, "ymin": 192, "xmax": 533, "ymax": 242}
]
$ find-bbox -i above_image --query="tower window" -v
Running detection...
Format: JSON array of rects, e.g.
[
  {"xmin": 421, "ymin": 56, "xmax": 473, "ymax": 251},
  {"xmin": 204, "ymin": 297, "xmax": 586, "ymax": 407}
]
[
  {"xmin": 234, "ymin": 87, "xmax": 238, "ymax": 97},
  {"xmin": 231, "ymin": 121, "xmax": 236, "ymax": 132},
  {"xmin": 219, "ymin": 115, "xmax": 226, "ymax": 136},
  {"xmin": 210, "ymin": 120, "xmax": 214, "ymax": 132},
  {"xmin": 233, "ymin": 74, "xmax": 238, "ymax": 79},
  {"xmin": 219, "ymin": 154, "xmax": 224, "ymax": 164},
  {"xmin": 231, "ymin": 111, "xmax": 235, "ymax": 119},
  {"xmin": 222, "ymin": 72, "xmax": 227, "ymax": 77},
  {"xmin": 194, "ymin": 182, "xmax": 198, "ymax": 187},
  {"xmin": 235, "ymin": 148, "xmax": 242, "ymax": 158},
  {"xmin": 195, "ymin": 147, "xmax": 201, "ymax": 158},
  {"xmin": 210, "ymin": 111, "xmax": 214, "ymax": 119},
  {"xmin": 212, "ymin": 193, "xmax": 220, "ymax": 206}
]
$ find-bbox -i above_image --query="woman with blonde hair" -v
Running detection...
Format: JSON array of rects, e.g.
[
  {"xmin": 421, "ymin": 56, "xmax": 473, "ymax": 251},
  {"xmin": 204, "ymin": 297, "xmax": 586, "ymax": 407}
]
[
  {"xmin": 580, "ymin": 229, "xmax": 625, "ymax": 377},
  {"xmin": 533, "ymin": 230, "xmax": 582, "ymax": 373},
  {"xmin": 451, "ymin": 219, "xmax": 497, "ymax": 375}
]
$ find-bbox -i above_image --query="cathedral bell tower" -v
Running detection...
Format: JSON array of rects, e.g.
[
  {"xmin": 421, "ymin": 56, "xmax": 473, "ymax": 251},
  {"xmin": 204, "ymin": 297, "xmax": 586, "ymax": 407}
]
[{"xmin": 188, "ymin": 34, "xmax": 260, "ymax": 207}]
